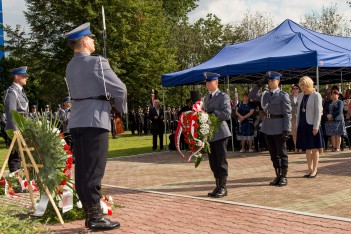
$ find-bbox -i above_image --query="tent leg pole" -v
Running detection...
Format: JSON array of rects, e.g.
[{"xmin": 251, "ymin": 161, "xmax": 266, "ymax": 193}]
[
  {"xmin": 316, "ymin": 66, "xmax": 319, "ymax": 92},
  {"xmin": 341, "ymin": 69, "xmax": 343, "ymax": 92},
  {"xmin": 227, "ymin": 75, "xmax": 234, "ymax": 152},
  {"xmin": 163, "ymin": 87, "xmax": 167, "ymax": 151}
]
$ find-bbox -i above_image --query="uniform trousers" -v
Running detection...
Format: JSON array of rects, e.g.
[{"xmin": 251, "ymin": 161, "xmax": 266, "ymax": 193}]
[
  {"xmin": 70, "ymin": 127, "xmax": 109, "ymax": 204},
  {"xmin": 265, "ymin": 134, "xmax": 288, "ymax": 169},
  {"xmin": 208, "ymin": 138, "xmax": 229, "ymax": 178}
]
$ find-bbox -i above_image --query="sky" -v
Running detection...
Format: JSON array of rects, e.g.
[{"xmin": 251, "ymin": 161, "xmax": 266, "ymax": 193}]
[
  {"xmin": 2, "ymin": 0, "xmax": 351, "ymax": 33},
  {"xmin": 188, "ymin": 0, "xmax": 351, "ymax": 26}
]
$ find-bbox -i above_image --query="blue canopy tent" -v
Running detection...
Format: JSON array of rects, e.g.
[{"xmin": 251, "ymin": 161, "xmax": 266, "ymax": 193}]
[{"xmin": 162, "ymin": 19, "xmax": 351, "ymax": 87}]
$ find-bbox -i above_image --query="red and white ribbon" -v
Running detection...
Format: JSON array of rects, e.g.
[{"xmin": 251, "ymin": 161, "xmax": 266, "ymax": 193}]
[{"xmin": 175, "ymin": 101, "xmax": 206, "ymax": 162}]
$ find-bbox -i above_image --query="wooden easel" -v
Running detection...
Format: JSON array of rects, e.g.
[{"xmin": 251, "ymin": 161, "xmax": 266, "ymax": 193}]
[{"xmin": 0, "ymin": 131, "xmax": 64, "ymax": 224}]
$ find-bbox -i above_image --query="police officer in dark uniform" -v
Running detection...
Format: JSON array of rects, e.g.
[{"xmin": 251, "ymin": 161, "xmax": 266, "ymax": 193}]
[
  {"xmin": 4, "ymin": 66, "xmax": 30, "ymax": 172},
  {"xmin": 65, "ymin": 22, "xmax": 127, "ymax": 230},
  {"xmin": 249, "ymin": 71, "xmax": 291, "ymax": 186},
  {"xmin": 203, "ymin": 72, "xmax": 232, "ymax": 198}
]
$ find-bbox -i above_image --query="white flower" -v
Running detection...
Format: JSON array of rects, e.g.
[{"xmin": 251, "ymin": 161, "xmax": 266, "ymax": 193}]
[
  {"xmin": 199, "ymin": 113, "xmax": 209, "ymax": 123},
  {"xmin": 200, "ymin": 128, "xmax": 209, "ymax": 135},
  {"xmin": 8, "ymin": 172, "xmax": 15, "ymax": 178},
  {"xmin": 76, "ymin": 201, "xmax": 82, "ymax": 208},
  {"xmin": 52, "ymin": 128, "xmax": 60, "ymax": 134},
  {"xmin": 58, "ymin": 200, "xmax": 63, "ymax": 208},
  {"xmin": 201, "ymin": 123, "xmax": 210, "ymax": 130},
  {"xmin": 108, "ymin": 196, "xmax": 114, "ymax": 205}
]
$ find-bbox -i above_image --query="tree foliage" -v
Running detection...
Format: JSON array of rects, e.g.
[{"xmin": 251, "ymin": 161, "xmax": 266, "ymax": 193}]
[
  {"xmin": 301, "ymin": 3, "xmax": 351, "ymax": 36},
  {"xmin": 2, "ymin": 0, "xmax": 201, "ymax": 109}
]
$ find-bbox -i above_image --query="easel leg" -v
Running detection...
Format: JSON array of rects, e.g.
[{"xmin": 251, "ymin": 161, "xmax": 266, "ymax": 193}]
[
  {"xmin": 16, "ymin": 132, "xmax": 35, "ymax": 208},
  {"xmin": 0, "ymin": 134, "xmax": 17, "ymax": 180},
  {"xmin": 17, "ymin": 131, "xmax": 65, "ymax": 225}
]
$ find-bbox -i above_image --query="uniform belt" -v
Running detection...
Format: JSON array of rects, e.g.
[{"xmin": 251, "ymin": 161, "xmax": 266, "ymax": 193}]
[
  {"xmin": 71, "ymin": 95, "xmax": 109, "ymax": 101},
  {"xmin": 265, "ymin": 113, "xmax": 284, "ymax": 118}
]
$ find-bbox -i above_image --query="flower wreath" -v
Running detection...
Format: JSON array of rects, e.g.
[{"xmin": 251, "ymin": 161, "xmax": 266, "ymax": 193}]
[{"xmin": 175, "ymin": 101, "xmax": 220, "ymax": 167}]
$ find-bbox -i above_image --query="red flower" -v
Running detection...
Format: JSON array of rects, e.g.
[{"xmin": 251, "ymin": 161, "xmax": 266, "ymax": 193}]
[
  {"xmin": 60, "ymin": 180, "xmax": 66, "ymax": 185},
  {"xmin": 66, "ymin": 156, "xmax": 73, "ymax": 168},
  {"xmin": 59, "ymin": 133, "xmax": 65, "ymax": 139},
  {"xmin": 193, "ymin": 123, "xmax": 199, "ymax": 129},
  {"xmin": 194, "ymin": 133, "xmax": 199, "ymax": 138},
  {"xmin": 192, "ymin": 115, "xmax": 199, "ymax": 121},
  {"xmin": 63, "ymin": 144, "xmax": 70, "ymax": 151}
]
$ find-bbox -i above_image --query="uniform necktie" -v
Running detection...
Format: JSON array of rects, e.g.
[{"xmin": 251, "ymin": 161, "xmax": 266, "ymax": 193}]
[
  {"xmin": 270, "ymin": 91, "xmax": 273, "ymax": 96},
  {"xmin": 209, "ymin": 94, "xmax": 212, "ymax": 100}
]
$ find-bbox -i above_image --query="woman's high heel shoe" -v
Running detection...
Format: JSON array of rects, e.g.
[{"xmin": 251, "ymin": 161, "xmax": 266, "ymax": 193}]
[{"xmin": 309, "ymin": 171, "xmax": 318, "ymax": 178}]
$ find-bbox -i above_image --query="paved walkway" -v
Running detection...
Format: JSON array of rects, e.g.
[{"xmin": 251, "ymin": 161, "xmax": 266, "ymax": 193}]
[{"xmin": 2, "ymin": 149, "xmax": 351, "ymax": 233}]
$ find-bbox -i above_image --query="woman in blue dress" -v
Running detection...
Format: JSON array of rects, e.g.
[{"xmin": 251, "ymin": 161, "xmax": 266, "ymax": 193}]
[
  {"xmin": 296, "ymin": 76, "xmax": 324, "ymax": 178},
  {"xmin": 324, "ymin": 90, "xmax": 347, "ymax": 152},
  {"xmin": 235, "ymin": 92, "xmax": 255, "ymax": 152}
]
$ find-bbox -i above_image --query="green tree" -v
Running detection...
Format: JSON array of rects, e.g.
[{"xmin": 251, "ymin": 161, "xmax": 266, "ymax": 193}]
[
  {"xmin": 2, "ymin": 0, "xmax": 202, "ymax": 108},
  {"xmin": 301, "ymin": 3, "xmax": 350, "ymax": 36}
]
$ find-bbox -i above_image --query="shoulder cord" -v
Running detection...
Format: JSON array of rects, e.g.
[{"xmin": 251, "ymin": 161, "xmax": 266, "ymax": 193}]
[
  {"xmin": 64, "ymin": 77, "xmax": 71, "ymax": 100},
  {"xmin": 99, "ymin": 56, "xmax": 110, "ymax": 101},
  {"xmin": 261, "ymin": 91, "xmax": 268, "ymax": 111},
  {"xmin": 4, "ymin": 87, "xmax": 28, "ymax": 111}
]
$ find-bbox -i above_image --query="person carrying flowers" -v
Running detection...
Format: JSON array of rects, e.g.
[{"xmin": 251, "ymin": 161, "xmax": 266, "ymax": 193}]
[{"xmin": 203, "ymin": 72, "xmax": 232, "ymax": 198}]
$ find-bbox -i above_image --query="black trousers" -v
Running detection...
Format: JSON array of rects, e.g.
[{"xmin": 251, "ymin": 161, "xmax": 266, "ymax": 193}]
[
  {"xmin": 265, "ymin": 134, "xmax": 288, "ymax": 169},
  {"xmin": 8, "ymin": 151, "xmax": 21, "ymax": 173},
  {"xmin": 70, "ymin": 127, "xmax": 109, "ymax": 204},
  {"xmin": 152, "ymin": 129, "xmax": 163, "ymax": 150},
  {"xmin": 208, "ymin": 138, "xmax": 229, "ymax": 178}
]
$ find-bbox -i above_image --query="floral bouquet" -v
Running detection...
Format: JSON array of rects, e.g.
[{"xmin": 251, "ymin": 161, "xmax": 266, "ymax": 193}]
[{"xmin": 175, "ymin": 101, "xmax": 219, "ymax": 168}]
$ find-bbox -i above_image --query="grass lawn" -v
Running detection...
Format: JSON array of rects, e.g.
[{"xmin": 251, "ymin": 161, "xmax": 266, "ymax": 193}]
[{"xmin": 0, "ymin": 131, "xmax": 171, "ymax": 166}]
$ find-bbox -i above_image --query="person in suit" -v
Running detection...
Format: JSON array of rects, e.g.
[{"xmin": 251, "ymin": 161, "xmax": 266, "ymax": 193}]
[
  {"xmin": 148, "ymin": 99, "xmax": 164, "ymax": 150},
  {"xmin": 290, "ymin": 84, "xmax": 300, "ymax": 153},
  {"xmin": 203, "ymin": 72, "xmax": 232, "ymax": 198},
  {"xmin": 136, "ymin": 107, "xmax": 144, "ymax": 136},
  {"xmin": 65, "ymin": 22, "xmax": 127, "ymax": 230},
  {"xmin": 296, "ymin": 76, "xmax": 324, "ymax": 178},
  {"xmin": 4, "ymin": 66, "xmax": 30, "ymax": 172},
  {"xmin": 249, "ymin": 71, "xmax": 291, "ymax": 187},
  {"xmin": 129, "ymin": 108, "xmax": 137, "ymax": 135}
]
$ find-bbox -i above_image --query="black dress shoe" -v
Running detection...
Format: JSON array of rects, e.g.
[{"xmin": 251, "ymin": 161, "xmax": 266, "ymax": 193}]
[
  {"xmin": 88, "ymin": 217, "xmax": 120, "ymax": 230},
  {"xmin": 214, "ymin": 187, "xmax": 227, "ymax": 198},
  {"xmin": 309, "ymin": 172, "xmax": 318, "ymax": 178}
]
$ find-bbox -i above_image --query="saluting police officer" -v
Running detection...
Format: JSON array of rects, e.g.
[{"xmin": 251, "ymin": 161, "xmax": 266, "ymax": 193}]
[
  {"xmin": 4, "ymin": 66, "xmax": 30, "ymax": 172},
  {"xmin": 249, "ymin": 71, "xmax": 291, "ymax": 186},
  {"xmin": 204, "ymin": 72, "xmax": 232, "ymax": 198},
  {"xmin": 65, "ymin": 22, "xmax": 127, "ymax": 230}
]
